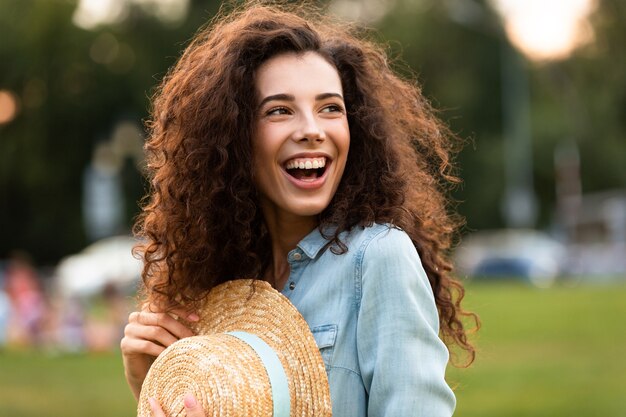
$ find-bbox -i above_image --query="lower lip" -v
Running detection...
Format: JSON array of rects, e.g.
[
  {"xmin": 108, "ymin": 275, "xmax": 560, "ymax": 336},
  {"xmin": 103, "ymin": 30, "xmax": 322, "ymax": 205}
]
[{"xmin": 282, "ymin": 163, "xmax": 331, "ymax": 190}]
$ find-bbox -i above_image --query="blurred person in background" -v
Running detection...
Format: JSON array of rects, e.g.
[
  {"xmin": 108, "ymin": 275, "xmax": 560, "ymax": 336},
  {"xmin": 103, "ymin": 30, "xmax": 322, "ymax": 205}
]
[
  {"xmin": 4, "ymin": 251, "xmax": 47, "ymax": 348},
  {"xmin": 84, "ymin": 282, "xmax": 130, "ymax": 352},
  {"xmin": 50, "ymin": 295, "xmax": 87, "ymax": 353},
  {"xmin": 0, "ymin": 277, "xmax": 9, "ymax": 348},
  {"xmin": 121, "ymin": 3, "xmax": 478, "ymax": 416}
]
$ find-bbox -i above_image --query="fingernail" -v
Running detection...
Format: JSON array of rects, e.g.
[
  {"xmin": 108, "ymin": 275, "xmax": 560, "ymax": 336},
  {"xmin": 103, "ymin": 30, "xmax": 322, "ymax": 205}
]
[
  {"xmin": 183, "ymin": 393, "xmax": 197, "ymax": 408},
  {"xmin": 148, "ymin": 397, "xmax": 158, "ymax": 411},
  {"xmin": 187, "ymin": 313, "xmax": 200, "ymax": 322}
]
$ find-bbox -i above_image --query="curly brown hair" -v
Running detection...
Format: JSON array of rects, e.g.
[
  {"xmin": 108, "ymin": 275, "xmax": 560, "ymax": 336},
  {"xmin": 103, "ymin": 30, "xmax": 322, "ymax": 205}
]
[{"xmin": 135, "ymin": 1, "xmax": 478, "ymax": 365}]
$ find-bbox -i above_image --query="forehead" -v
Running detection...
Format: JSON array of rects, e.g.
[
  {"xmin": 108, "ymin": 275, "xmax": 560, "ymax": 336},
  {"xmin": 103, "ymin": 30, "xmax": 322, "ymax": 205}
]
[{"xmin": 255, "ymin": 52, "xmax": 343, "ymax": 97}]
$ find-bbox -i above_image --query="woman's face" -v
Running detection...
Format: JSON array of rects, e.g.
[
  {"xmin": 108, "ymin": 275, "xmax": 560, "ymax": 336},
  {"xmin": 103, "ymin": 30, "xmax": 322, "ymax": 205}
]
[{"xmin": 252, "ymin": 52, "xmax": 350, "ymax": 222}]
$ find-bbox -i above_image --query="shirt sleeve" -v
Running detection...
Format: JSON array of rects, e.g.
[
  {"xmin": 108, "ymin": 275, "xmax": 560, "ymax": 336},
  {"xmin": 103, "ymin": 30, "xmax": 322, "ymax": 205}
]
[{"xmin": 356, "ymin": 227, "xmax": 456, "ymax": 417}]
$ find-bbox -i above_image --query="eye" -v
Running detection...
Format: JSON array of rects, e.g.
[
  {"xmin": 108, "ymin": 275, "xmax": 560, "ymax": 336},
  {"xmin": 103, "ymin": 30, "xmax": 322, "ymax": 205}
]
[
  {"xmin": 321, "ymin": 104, "xmax": 344, "ymax": 114},
  {"xmin": 266, "ymin": 106, "xmax": 291, "ymax": 116}
]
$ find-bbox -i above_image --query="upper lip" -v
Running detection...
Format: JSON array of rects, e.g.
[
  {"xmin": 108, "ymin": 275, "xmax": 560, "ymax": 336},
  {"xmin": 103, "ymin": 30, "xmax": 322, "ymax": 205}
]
[{"xmin": 281, "ymin": 152, "xmax": 332, "ymax": 167}]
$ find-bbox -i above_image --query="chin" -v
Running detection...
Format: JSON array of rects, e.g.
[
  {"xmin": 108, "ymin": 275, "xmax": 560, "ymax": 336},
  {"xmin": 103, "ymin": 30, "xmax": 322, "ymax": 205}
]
[{"xmin": 289, "ymin": 200, "xmax": 331, "ymax": 217}]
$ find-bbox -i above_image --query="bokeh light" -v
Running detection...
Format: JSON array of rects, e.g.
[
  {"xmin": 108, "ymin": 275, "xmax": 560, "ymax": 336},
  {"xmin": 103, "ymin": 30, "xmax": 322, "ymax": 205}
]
[
  {"xmin": 73, "ymin": 0, "xmax": 128, "ymax": 29},
  {"xmin": 491, "ymin": 0, "xmax": 597, "ymax": 61},
  {"xmin": 73, "ymin": 0, "xmax": 189, "ymax": 29},
  {"xmin": 0, "ymin": 90, "xmax": 19, "ymax": 125}
]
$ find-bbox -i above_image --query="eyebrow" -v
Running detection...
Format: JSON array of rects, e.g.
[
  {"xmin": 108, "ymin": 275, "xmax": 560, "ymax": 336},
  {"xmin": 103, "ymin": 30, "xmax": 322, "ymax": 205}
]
[{"xmin": 258, "ymin": 92, "xmax": 344, "ymax": 108}]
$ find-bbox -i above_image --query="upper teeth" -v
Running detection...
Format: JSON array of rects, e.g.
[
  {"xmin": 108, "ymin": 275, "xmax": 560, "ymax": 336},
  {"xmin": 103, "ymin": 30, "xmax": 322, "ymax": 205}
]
[{"xmin": 285, "ymin": 157, "xmax": 326, "ymax": 170}]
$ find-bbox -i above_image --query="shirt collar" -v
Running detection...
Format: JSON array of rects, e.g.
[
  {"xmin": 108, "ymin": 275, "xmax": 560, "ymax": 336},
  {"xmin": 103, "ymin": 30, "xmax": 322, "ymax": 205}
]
[{"xmin": 296, "ymin": 225, "xmax": 337, "ymax": 260}]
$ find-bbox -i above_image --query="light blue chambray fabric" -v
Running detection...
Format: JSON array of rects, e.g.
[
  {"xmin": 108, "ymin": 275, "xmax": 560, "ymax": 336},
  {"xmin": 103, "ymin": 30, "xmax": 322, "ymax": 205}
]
[{"xmin": 280, "ymin": 223, "xmax": 456, "ymax": 417}]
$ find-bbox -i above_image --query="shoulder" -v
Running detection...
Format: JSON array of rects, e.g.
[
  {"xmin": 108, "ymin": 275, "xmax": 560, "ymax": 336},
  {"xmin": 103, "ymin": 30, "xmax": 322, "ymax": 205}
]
[
  {"xmin": 352, "ymin": 223, "xmax": 434, "ymax": 299},
  {"xmin": 343, "ymin": 223, "xmax": 425, "ymax": 279},
  {"xmin": 345, "ymin": 223, "xmax": 417, "ymax": 262}
]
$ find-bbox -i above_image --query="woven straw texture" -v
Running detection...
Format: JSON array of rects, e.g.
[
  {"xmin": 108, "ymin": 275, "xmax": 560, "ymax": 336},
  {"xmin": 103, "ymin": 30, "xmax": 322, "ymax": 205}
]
[{"xmin": 137, "ymin": 279, "xmax": 332, "ymax": 417}]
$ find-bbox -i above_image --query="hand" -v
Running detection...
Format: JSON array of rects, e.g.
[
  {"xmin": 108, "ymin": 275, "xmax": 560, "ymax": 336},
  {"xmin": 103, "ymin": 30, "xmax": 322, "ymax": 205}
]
[
  {"xmin": 121, "ymin": 306, "xmax": 199, "ymax": 399},
  {"xmin": 149, "ymin": 394, "xmax": 205, "ymax": 417}
]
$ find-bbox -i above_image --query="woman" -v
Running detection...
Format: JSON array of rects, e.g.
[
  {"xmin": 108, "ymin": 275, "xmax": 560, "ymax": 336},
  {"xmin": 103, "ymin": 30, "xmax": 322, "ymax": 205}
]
[{"xmin": 121, "ymin": 3, "xmax": 478, "ymax": 416}]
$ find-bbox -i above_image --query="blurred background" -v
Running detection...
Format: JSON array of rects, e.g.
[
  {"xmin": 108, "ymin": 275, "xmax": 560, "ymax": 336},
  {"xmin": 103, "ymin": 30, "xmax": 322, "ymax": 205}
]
[{"xmin": 0, "ymin": 0, "xmax": 624, "ymax": 416}]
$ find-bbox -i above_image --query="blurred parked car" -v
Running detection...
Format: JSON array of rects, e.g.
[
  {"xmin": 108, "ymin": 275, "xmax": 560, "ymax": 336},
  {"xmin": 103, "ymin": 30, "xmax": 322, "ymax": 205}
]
[
  {"xmin": 454, "ymin": 229, "xmax": 566, "ymax": 287},
  {"xmin": 55, "ymin": 235, "xmax": 142, "ymax": 297}
]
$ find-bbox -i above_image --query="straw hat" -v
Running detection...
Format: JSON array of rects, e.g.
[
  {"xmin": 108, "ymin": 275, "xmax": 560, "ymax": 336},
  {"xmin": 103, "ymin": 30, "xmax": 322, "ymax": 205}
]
[{"xmin": 137, "ymin": 279, "xmax": 332, "ymax": 417}]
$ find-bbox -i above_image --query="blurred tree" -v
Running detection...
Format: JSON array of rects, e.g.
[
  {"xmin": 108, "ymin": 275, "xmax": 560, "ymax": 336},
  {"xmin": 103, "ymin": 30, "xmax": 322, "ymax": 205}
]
[
  {"xmin": 375, "ymin": 0, "xmax": 508, "ymax": 230},
  {"xmin": 0, "ymin": 0, "xmax": 221, "ymax": 265},
  {"xmin": 558, "ymin": 0, "xmax": 626, "ymax": 192},
  {"xmin": 375, "ymin": 0, "xmax": 626, "ymax": 231},
  {"xmin": 0, "ymin": 0, "xmax": 624, "ymax": 265},
  {"xmin": 523, "ymin": 0, "xmax": 625, "ymax": 232}
]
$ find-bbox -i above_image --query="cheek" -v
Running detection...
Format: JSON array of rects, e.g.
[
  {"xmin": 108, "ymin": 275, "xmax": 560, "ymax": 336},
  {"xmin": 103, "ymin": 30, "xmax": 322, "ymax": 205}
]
[
  {"xmin": 338, "ymin": 125, "xmax": 350, "ymax": 159},
  {"xmin": 251, "ymin": 129, "xmax": 270, "ymax": 166},
  {"xmin": 337, "ymin": 118, "xmax": 350, "ymax": 144},
  {"xmin": 336, "ymin": 132, "xmax": 350, "ymax": 179},
  {"xmin": 251, "ymin": 129, "xmax": 282, "ymax": 189},
  {"xmin": 343, "ymin": 134, "xmax": 350, "ymax": 154},
  {"xmin": 252, "ymin": 125, "xmax": 282, "ymax": 158}
]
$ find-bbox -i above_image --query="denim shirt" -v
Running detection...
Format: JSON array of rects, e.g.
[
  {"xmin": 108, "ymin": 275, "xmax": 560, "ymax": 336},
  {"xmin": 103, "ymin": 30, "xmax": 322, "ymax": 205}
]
[{"xmin": 280, "ymin": 223, "xmax": 456, "ymax": 417}]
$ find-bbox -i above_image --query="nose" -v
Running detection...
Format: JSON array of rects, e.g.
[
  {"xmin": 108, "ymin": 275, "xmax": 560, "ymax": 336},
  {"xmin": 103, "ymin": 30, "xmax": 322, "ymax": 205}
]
[{"xmin": 293, "ymin": 113, "xmax": 325, "ymax": 143}]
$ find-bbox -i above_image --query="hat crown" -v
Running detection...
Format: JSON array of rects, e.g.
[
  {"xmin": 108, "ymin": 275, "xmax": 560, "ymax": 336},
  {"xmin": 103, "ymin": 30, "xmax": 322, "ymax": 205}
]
[{"xmin": 138, "ymin": 279, "xmax": 332, "ymax": 417}]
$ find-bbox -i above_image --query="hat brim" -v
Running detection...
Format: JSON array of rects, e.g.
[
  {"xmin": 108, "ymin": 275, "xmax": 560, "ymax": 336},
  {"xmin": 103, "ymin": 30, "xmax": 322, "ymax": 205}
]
[{"xmin": 137, "ymin": 279, "xmax": 332, "ymax": 417}]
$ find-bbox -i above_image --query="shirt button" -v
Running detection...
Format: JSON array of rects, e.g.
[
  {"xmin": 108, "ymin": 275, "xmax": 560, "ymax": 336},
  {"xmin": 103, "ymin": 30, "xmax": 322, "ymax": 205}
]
[
  {"xmin": 292, "ymin": 252, "xmax": 302, "ymax": 261},
  {"xmin": 289, "ymin": 282, "xmax": 296, "ymax": 290}
]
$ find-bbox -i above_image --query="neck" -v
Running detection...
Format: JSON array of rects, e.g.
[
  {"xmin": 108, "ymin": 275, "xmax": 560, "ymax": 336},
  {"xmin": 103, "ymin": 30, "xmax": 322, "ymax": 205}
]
[{"xmin": 260, "ymin": 203, "xmax": 318, "ymax": 289}]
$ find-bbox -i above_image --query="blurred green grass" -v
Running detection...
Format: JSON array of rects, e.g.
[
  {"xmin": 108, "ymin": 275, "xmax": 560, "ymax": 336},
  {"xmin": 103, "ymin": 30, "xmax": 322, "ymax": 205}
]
[
  {"xmin": 0, "ymin": 350, "xmax": 135, "ymax": 417},
  {"xmin": 448, "ymin": 281, "xmax": 626, "ymax": 417},
  {"xmin": 1, "ymin": 282, "xmax": 625, "ymax": 416}
]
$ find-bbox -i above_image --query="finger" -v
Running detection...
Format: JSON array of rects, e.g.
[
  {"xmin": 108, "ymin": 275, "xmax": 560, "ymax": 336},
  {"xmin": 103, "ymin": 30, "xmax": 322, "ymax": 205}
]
[
  {"xmin": 183, "ymin": 393, "xmax": 206, "ymax": 417},
  {"xmin": 120, "ymin": 336, "xmax": 166, "ymax": 357},
  {"xmin": 133, "ymin": 312, "xmax": 195, "ymax": 339},
  {"xmin": 141, "ymin": 304, "xmax": 200, "ymax": 323},
  {"xmin": 124, "ymin": 323, "xmax": 179, "ymax": 348},
  {"xmin": 170, "ymin": 308, "xmax": 200, "ymax": 322},
  {"xmin": 149, "ymin": 397, "xmax": 167, "ymax": 417}
]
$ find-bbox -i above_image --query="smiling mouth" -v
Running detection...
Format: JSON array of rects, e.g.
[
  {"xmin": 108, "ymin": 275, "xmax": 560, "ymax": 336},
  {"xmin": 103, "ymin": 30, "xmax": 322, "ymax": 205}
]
[{"xmin": 283, "ymin": 157, "xmax": 329, "ymax": 181}]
